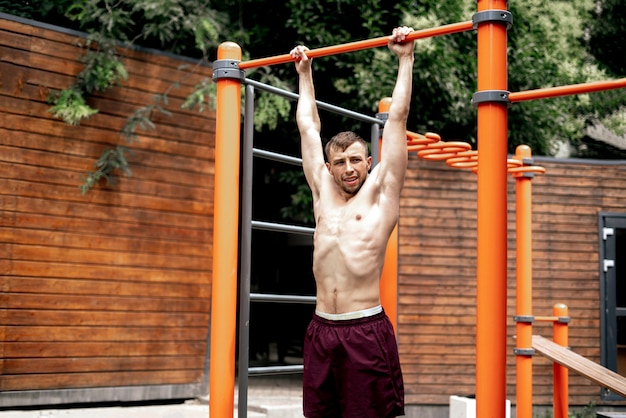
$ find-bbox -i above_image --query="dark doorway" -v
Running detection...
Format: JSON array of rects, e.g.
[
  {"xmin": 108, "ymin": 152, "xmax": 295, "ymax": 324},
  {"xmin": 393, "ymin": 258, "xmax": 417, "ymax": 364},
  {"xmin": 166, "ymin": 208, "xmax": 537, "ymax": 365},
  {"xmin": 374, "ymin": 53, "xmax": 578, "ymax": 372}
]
[{"xmin": 599, "ymin": 212, "xmax": 626, "ymax": 399}]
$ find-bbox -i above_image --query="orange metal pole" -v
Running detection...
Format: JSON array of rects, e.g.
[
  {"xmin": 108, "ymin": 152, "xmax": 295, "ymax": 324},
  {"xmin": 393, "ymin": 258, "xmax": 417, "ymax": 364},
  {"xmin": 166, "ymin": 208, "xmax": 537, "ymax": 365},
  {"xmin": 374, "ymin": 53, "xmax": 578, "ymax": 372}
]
[
  {"xmin": 209, "ymin": 41, "xmax": 242, "ymax": 418},
  {"xmin": 509, "ymin": 78, "xmax": 626, "ymax": 103},
  {"xmin": 377, "ymin": 97, "xmax": 399, "ymax": 334},
  {"xmin": 553, "ymin": 303, "xmax": 569, "ymax": 418},
  {"xmin": 514, "ymin": 145, "xmax": 534, "ymax": 418},
  {"xmin": 382, "ymin": 226, "xmax": 399, "ymax": 334},
  {"xmin": 239, "ymin": 21, "xmax": 474, "ymax": 70},
  {"xmin": 475, "ymin": 1, "xmax": 509, "ymax": 417}
]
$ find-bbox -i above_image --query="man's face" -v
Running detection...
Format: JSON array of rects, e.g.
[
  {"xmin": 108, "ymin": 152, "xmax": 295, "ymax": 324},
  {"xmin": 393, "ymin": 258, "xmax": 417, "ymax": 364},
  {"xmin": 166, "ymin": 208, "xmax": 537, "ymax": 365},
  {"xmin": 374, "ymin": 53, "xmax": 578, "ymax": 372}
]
[{"xmin": 326, "ymin": 142, "xmax": 372, "ymax": 196}]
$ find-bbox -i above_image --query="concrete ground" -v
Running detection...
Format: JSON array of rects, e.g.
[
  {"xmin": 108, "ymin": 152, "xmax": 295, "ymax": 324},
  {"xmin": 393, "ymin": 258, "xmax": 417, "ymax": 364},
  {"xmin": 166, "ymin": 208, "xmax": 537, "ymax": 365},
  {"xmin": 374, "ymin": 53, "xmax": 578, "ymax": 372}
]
[{"xmin": 0, "ymin": 376, "xmax": 304, "ymax": 418}]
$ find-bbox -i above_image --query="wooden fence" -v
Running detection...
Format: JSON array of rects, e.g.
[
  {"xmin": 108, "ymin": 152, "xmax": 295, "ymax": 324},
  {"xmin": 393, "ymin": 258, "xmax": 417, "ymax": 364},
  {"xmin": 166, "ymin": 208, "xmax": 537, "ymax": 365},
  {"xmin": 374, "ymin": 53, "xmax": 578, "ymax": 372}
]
[
  {"xmin": 398, "ymin": 157, "xmax": 626, "ymax": 407},
  {"xmin": 0, "ymin": 15, "xmax": 215, "ymax": 406}
]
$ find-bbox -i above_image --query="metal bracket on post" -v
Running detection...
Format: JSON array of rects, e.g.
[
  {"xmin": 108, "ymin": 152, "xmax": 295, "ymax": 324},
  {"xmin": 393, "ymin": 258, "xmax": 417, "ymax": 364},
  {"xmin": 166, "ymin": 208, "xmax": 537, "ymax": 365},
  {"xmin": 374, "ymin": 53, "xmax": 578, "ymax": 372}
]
[
  {"xmin": 472, "ymin": 90, "xmax": 510, "ymax": 107},
  {"xmin": 472, "ymin": 10, "xmax": 513, "ymax": 30},
  {"xmin": 519, "ymin": 157, "xmax": 537, "ymax": 178},
  {"xmin": 513, "ymin": 315, "xmax": 535, "ymax": 355},
  {"xmin": 514, "ymin": 348, "xmax": 535, "ymax": 356},
  {"xmin": 212, "ymin": 59, "xmax": 245, "ymax": 81},
  {"xmin": 514, "ymin": 315, "xmax": 535, "ymax": 324}
]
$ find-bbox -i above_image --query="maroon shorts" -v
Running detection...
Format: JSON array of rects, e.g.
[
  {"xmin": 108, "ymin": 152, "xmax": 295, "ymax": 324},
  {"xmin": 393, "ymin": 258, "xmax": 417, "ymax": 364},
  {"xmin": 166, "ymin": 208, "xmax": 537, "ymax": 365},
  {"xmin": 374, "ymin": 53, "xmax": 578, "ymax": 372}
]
[{"xmin": 302, "ymin": 310, "xmax": 404, "ymax": 418}]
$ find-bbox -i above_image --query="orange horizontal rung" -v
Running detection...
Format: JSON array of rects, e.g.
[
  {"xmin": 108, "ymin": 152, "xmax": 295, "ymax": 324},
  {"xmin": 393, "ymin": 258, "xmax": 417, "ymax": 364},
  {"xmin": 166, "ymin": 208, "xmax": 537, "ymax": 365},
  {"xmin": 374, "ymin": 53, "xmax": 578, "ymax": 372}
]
[
  {"xmin": 425, "ymin": 132, "xmax": 442, "ymax": 142},
  {"xmin": 239, "ymin": 21, "xmax": 474, "ymax": 70},
  {"xmin": 508, "ymin": 165, "xmax": 547, "ymax": 176},
  {"xmin": 408, "ymin": 144, "xmax": 427, "ymax": 152},
  {"xmin": 407, "ymin": 131, "xmax": 440, "ymax": 152},
  {"xmin": 406, "ymin": 131, "xmax": 427, "ymax": 145},
  {"xmin": 446, "ymin": 150, "xmax": 478, "ymax": 169},
  {"xmin": 507, "ymin": 158, "xmax": 523, "ymax": 169},
  {"xmin": 406, "ymin": 131, "xmax": 425, "ymax": 139},
  {"xmin": 418, "ymin": 141, "xmax": 472, "ymax": 161},
  {"xmin": 509, "ymin": 78, "xmax": 626, "ymax": 103}
]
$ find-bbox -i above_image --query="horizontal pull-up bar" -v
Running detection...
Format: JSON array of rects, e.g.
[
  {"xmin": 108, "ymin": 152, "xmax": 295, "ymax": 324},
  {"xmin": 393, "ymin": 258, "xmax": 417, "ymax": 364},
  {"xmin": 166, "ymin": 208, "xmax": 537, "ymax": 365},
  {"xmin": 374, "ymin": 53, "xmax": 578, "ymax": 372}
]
[
  {"xmin": 509, "ymin": 78, "xmax": 626, "ymax": 103},
  {"xmin": 239, "ymin": 20, "xmax": 474, "ymax": 70}
]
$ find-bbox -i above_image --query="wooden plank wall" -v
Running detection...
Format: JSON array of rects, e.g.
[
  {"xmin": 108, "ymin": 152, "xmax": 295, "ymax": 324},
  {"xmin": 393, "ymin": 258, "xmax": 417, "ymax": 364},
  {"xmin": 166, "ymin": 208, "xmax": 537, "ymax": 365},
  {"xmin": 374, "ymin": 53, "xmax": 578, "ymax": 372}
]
[
  {"xmin": 0, "ymin": 16, "xmax": 215, "ymax": 404},
  {"xmin": 398, "ymin": 156, "xmax": 626, "ymax": 407}
]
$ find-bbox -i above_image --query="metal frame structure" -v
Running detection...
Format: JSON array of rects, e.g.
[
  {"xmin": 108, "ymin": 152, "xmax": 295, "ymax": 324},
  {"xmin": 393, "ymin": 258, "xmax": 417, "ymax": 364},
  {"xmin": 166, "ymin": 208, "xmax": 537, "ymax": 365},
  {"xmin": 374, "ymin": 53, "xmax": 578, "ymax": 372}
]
[
  {"xmin": 238, "ymin": 78, "xmax": 385, "ymax": 417},
  {"xmin": 209, "ymin": 1, "xmax": 626, "ymax": 417}
]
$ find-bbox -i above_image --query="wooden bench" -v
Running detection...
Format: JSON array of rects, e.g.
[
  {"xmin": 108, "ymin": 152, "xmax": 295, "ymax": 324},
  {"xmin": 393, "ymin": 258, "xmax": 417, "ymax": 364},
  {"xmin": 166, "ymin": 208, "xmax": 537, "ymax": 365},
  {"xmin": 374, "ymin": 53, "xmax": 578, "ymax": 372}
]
[{"xmin": 532, "ymin": 335, "xmax": 626, "ymax": 398}]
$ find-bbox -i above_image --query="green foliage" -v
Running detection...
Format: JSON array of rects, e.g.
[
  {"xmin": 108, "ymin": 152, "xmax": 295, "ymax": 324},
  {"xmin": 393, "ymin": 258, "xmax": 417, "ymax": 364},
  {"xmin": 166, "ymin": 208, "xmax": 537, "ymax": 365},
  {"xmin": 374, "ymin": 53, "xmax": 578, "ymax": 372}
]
[
  {"xmin": 278, "ymin": 170, "xmax": 314, "ymax": 224},
  {"xmin": 586, "ymin": 0, "xmax": 626, "ymax": 77},
  {"xmin": 4, "ymin": 0, "xmax": 626, "ymax": 197},
  {"xmin": 0, "ymin": 0, "xmax": 76, "ymax": 26},
  {"xmin": 77, "ymin": 36, "xmax": 128, "ymax": 93},
  {"xmin": 47, "ymin": 8, "xmax": 129, "ymax": 127},
  {"xmin": 38, "ymin": 0, "xmax": 229, "ymax": 193},
  {"xmin": 79, "ymin": 145, "xmax": 132, "ymax": 195},
  {"xmin": 80, "ymin": 92, "xmax": 174, "ymax": 194},
  {"xmin": 121, "ymin": 94, "xmax": 172, "ymax": 142},
  {"xmin": 47, "ymin": 87, "xmax": 98, "ymax": 126},
  {"xmin": 255, "ymin": 92, "xmax": 292, "ymax": 131},
  {"xmin": 182, "ymin": 78, "xmax": 216, "ymax": 112}
]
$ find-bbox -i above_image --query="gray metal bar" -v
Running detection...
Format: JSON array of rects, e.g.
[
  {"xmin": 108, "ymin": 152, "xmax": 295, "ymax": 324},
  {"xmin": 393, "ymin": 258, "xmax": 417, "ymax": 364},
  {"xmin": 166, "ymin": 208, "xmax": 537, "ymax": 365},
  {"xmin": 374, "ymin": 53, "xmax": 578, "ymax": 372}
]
[
  {"xmin": 252, "ymin": 220, "xmax": 314, "ymax": 236},
  {"xmin": 370, "ymin": 122, "xmax": 380, "ymax": 167},
  {"xmin": 237, "ymin": 84, "xmax": 256, "ymax": 418},
  {"xmin": 248, "ymin": 365, "xmax": 304, "ymax": 375},
  {"xmin": 251, "ymin": 293, "xmax": 316, "ymax": 304},
  {"xmin": 253, "ymin": 148, "xmax": 302, "ymax": 166},
  {"xmin": 244, "ymin": 78, "xmax": 384, "ymax": 125}
]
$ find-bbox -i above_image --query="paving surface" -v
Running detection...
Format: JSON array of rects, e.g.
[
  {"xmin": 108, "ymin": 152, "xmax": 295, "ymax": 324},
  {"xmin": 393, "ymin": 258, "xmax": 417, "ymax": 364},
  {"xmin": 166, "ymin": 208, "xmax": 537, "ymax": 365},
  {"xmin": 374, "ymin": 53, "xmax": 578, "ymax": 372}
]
[{"xmin": 0, "ymin": 376, "xmax": 304, "ymax": 418}]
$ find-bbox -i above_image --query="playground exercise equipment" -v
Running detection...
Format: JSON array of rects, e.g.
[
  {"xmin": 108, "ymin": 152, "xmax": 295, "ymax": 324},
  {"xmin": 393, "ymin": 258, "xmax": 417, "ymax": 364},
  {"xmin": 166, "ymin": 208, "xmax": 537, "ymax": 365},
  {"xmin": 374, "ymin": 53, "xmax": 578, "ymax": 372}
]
[
  {"xmin": 532, "ymin": 335, "xmax": 626, "ymax": 399},
  {"xmin": 210, "ymin": 1, "xmax": 626, "ymax": 417},
  {"xmin": 238, "ymin": 78, "xmax": 390, "ymax": 418}
]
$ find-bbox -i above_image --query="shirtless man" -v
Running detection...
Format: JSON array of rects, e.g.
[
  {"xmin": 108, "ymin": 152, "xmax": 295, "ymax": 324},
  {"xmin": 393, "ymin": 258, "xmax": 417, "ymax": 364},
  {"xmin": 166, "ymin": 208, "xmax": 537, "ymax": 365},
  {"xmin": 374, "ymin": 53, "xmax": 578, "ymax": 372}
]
[{"xmin": 290, "ymin": 26, "xmax": 415, "ymax": 418}]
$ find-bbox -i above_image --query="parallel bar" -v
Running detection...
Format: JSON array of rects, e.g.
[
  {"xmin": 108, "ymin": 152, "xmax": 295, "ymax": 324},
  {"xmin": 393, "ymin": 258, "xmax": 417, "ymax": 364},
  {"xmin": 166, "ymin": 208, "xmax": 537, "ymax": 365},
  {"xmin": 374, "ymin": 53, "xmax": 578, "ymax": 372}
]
[
  {"xmin": 532, "ymin": 334, "xmax": 626, "ymax": 397},
  {"xmin": 249, "ymin": 365, "xmax": 304, "ymax": 375},
  {"xmin": 254, "ymin": 148, "xmax": 302, "ymax": 166},
  {"xmin": 251, "ymin": 293, "xmax": 316, "ymax": 304},
  {"xmin": 237, "ymin": 84, "xmax": 256, "ymax": 418},
  {"xmin": 245, "ymin": 78, "xmax": 384, "ymax": 124},
  {"xmin": 239, "ymin": 21, "xmax": 474, "ymax": 70},
  {"xmin": 509, "ymin": 78, "xmax": 626, "ymax": 103},
  {"xmin": 252, "ymin": 220, "xmax": 315, "ymax": 236}
]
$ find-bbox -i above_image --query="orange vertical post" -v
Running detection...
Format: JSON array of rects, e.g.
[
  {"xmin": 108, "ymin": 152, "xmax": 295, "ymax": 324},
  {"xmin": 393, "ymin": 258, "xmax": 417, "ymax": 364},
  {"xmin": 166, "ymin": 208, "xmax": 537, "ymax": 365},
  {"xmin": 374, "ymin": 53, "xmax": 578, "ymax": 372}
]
[
  {"xmin": 209, "ymin": 42, "xmax": 242, "ymax": 418},
  {"xmin": 475, "ymin": 1, "xmax": 509, "ymax": 417},
  {"xmin": 377, "ymin": 97, "xmax": 399, "ymax": 333},
  {"xmin": 514, "ymin": 145, "xmax": 534, "ymax": 418},
  {"xmin": 553, "ymin": 303, "xmax": 569, "ymax": 418}
]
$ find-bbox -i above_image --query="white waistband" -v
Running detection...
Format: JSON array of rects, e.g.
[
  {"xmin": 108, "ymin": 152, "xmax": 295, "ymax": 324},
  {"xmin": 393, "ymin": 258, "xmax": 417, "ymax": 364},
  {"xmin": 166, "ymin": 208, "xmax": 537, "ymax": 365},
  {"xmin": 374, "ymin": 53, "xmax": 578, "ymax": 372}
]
[{"xmin": 315, "ymin": 305, "xmax": 383, "ymax": 321}]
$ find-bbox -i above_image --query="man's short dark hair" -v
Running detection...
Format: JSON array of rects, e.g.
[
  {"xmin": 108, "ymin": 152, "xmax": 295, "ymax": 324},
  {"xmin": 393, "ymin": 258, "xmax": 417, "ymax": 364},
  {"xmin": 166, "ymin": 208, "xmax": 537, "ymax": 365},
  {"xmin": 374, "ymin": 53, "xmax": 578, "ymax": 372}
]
[{"xmin": 324, "ymin": 131, "xmax": 369, "ymax": 160}]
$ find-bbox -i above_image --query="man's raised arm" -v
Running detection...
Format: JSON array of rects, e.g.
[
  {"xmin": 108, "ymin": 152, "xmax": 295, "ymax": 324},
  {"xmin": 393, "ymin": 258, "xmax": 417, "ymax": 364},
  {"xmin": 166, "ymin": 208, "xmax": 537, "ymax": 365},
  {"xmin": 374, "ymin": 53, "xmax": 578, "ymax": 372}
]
[
  {"xmin": 378, "ymin": 27, "xmax": 415, "ymax": 189},
  {"xmin": 291, "ymin": 45, "xmax": 326, "ymax": 194}
]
